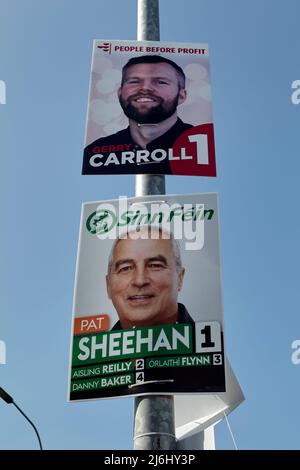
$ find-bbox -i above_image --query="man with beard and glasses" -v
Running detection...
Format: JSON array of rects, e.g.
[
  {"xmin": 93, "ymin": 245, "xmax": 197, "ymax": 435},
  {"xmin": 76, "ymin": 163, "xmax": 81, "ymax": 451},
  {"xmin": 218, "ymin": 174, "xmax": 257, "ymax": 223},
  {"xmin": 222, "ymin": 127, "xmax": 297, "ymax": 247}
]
[{"xmin": 82, "ymin": 55, "xmax": 193, "ymax": 174}]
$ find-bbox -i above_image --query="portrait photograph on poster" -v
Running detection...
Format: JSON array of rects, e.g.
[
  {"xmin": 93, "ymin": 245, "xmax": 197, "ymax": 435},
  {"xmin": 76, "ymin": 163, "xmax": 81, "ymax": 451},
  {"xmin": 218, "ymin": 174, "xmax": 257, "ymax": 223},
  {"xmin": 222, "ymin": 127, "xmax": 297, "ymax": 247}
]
[
  {"xmin": 69, "ymin": 193, "xmax": 225, "ymax": 401},
  {"xmin": 82, "ymin": 40, "xmax": 216, "ymax": 176}
]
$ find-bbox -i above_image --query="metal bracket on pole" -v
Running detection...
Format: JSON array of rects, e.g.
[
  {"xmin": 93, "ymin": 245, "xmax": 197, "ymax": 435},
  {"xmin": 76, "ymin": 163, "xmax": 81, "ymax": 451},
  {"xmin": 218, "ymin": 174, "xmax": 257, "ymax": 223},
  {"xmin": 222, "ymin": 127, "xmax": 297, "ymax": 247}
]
[{"xmin": 133, "ymin": 0, "xmax": 175, "ymax": 450}]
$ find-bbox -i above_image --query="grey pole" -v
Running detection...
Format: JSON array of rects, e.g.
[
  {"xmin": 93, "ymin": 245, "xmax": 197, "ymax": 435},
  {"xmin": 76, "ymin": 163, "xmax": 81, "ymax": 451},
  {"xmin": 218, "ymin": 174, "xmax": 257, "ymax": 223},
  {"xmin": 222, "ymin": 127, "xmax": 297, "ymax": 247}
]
[
  {"xmin": 135, "ymin": 0, "xmax": 165, "ymax": 197},
  {"xmin": 133, "ymin": 0, "xmax": 176, "ymax": 450}
]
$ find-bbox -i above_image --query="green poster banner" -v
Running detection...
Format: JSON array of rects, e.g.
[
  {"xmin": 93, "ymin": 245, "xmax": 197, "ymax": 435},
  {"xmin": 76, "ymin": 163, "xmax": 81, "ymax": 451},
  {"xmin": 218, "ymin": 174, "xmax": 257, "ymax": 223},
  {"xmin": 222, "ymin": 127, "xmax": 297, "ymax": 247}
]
[{"xmin": 72, "ymin": 324, "xmax": 193, "ymax": 366}]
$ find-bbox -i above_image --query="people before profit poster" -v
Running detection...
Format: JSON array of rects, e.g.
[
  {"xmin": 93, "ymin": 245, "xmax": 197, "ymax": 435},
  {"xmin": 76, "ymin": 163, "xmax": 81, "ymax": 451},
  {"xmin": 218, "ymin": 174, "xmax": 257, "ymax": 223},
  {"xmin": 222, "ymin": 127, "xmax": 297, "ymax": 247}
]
[{"xmin": 82, "ymin": 40, "xmax": 216, "ymax": 176}]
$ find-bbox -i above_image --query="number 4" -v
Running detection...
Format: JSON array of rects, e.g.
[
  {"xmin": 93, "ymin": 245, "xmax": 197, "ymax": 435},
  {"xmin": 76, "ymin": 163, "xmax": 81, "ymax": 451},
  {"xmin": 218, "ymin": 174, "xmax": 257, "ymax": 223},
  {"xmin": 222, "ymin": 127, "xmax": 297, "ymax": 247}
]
[{"xmin": 136, "ymin": 372, "xmax": 144, "ymax": 383}]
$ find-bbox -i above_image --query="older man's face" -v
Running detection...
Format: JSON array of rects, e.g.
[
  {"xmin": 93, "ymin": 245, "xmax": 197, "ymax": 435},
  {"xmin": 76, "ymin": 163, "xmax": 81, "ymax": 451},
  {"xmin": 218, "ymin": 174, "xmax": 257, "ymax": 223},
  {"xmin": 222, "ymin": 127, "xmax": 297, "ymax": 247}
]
[
  {"xmin": 118, "ymin": 62, "xmax": 187, "ymax": 124},
  {"xmin": 106, "ymin": 236, "xmax": 184, "ymax": 329}
]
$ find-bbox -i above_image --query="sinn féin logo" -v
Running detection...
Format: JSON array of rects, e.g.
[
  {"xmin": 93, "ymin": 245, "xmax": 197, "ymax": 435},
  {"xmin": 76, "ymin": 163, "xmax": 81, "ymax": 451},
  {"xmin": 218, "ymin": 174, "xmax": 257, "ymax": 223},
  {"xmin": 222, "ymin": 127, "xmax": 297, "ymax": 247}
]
[
  {"xmin": 86, "ymin": 209, "xmax": 116, "ymax": 235},
  {"xmin": 97, "ymin": 43, "xmax": 112, "ymax": 54},
  {"xmin": 85, "ymin": 198, "xmax": 212, "ymax": 250}
]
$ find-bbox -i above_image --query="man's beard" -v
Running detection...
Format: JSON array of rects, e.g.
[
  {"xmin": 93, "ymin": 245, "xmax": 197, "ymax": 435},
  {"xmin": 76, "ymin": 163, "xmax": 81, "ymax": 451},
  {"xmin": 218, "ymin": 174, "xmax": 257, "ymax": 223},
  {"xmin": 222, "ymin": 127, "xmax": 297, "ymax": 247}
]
[{"xmin": 119, "ymin": 92, "xmax": 180, "ymax": 124}]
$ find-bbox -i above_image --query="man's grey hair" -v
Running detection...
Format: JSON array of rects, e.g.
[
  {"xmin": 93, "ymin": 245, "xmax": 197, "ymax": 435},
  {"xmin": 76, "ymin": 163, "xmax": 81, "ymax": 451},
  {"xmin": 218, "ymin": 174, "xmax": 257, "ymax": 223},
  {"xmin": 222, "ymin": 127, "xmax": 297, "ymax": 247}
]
[{"xmin": 107, "ymin": 225, "xmax": 183, "ymax": 275}]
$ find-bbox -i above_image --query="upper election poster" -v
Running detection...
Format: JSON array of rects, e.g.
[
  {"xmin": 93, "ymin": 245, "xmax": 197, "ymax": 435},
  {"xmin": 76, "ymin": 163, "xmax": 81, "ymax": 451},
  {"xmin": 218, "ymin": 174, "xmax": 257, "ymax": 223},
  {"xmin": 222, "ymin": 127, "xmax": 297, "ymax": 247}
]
[
  {"xmin": 82, "ymin": 40, "xmax": 216, "ymax": 176},
  {"xmin": 68, "ymin": 193, "xmax": 225, "ymax": 401}
]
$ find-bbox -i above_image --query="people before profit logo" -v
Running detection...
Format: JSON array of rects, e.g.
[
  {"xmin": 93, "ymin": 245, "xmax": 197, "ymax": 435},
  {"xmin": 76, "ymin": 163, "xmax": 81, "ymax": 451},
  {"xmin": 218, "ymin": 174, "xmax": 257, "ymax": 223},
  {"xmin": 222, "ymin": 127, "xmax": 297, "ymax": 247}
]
[
  {"xmin": 291, "ymin": 80, "xmax": 300, "ymax": 105},
  {"xmin": 0, "ymin": 80, "xmax": 6, "ymax": 105},
  {"xmin": 97, "ymin": 43, "xmax": 111, "ymax": 53},
  {"xmin": 0, "ymin": 340, "xmax": 6, "ymax": 365},
  {"xmin": 291, "ymin": 339, "xmax": 300, "ymax": 365}
]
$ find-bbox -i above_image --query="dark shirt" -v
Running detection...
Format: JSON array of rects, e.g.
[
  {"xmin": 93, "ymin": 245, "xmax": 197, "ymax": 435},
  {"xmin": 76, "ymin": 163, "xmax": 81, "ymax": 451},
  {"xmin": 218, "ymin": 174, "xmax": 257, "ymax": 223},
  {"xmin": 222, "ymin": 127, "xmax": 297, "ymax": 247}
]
[
  {"xmin": 111, "ymin": 302, "xmax": 194, "ymax": 331},
  {"xmin": 82, "ymin": 118, "xmax": 193, "ymax": 175}
]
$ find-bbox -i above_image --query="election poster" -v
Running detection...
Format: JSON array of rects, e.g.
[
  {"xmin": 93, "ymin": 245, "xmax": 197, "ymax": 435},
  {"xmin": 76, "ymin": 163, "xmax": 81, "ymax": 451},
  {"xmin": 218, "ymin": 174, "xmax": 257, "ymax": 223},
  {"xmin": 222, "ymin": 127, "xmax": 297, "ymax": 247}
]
[
  {"xmin": 82, "ymin": 40, "xmax": 216, "ymax": 176},
  {"xmin": 68, "ymin": 193, "xmax": 225, "ymax": 401}
]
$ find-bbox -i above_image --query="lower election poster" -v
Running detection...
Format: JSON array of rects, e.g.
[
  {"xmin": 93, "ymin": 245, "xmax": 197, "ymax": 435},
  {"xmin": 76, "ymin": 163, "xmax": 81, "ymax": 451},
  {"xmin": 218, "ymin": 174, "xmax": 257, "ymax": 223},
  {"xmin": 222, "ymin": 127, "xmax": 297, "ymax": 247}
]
[{"xmin": 68, "ymin": 193, "xmax": 226, "ymax": 400}]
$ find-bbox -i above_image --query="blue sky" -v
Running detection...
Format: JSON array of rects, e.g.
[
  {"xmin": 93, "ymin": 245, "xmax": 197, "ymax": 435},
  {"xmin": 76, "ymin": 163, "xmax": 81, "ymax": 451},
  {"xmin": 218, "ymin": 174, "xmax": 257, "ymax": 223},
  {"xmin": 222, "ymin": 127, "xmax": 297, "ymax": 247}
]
[{"xmin": 0, "ymin": 0, "xmax": 299, "ymax": 449}]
